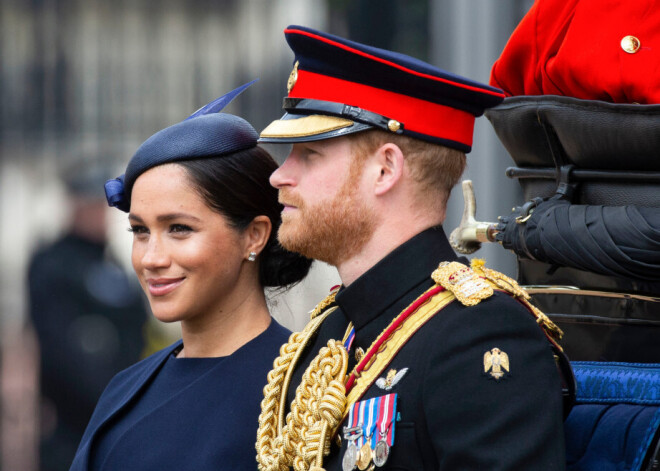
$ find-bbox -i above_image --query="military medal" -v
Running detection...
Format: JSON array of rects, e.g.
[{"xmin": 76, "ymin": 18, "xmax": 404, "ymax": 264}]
[
  {"xmin": 346, "ymin": 394, "xmax": 398, "ymax": 470},
  {"xmin": 357, "ymin": 441, "xmax": 372, "ymax": 470},
  {"xmin": 342, "ymin": 426, "xmax": 362, "ymax": 471},
  {"xmin": 342, "ymin": 440, "xmax": 359, "ymax": 471},
  {"xmin": 358, "ymin": 422, "xmax": 376, "ymax": 470},
  {"xmin": 373, "ymin": 422, "xmax": 392, "ymax": 467},
  {"xmin": 373, "ymin": 438, "xmax": 389, "ymax": 467},
  {"xmin": 374, "ymin": 393, "xmax": 396, "ymax": 467}
]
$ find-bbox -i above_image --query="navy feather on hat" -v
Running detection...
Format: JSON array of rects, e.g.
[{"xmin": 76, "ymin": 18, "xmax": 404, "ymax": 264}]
[{"xmin": 105, "ymin": 80, "xmax": 259, "ymax": 212}]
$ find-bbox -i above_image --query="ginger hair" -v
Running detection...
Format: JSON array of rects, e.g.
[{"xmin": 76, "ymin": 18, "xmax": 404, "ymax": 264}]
[{"xmin": 347, "ymin": 129, "xmax": 466, "ymax": 214}]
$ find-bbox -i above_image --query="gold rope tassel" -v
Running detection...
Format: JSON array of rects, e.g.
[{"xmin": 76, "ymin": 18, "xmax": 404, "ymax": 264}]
[
  {"xmin": 257, "ymin": 338, "xmax": 348, "ymax": 471},
  {"xmin": 291, "ymin": 340, "xmax": 347, "ymax": 471},
  {"xmin": 257, "ymin": 291, "xmax": 347, "ymax": 471},
  {"xmin": 257, "ymin": 330, "xmax": 310, "ymax": 471}
]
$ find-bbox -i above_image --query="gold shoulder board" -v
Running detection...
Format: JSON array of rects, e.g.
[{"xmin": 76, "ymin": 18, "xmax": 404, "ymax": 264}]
[{"xmin": 431, "ymin": 261, "xmax": 493, "ymax": 306}]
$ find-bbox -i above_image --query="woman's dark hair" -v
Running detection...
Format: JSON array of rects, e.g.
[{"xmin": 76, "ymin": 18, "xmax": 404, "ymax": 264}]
[{"xmin": 177, "ymin": 146, "xmax": 312, "ymax": 288}]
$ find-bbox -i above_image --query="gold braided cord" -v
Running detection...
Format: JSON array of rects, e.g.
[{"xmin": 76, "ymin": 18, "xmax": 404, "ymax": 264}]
[
  {"xmin": 289, "ymin": 340, "xmax": 348, "ymax": 470},
  {"xmin": 257, "ymin": 329, "xmax": 307, "ymax": 471},
  {"xmin": 257, "ymin": 311, "xmax": 335, "ymax": 471},
  {"xmin": 278, "ymin": 308, "xmax": 338, "ymax": 433},
  {"xmin": 257, "ymin": 337, "xmax": 348, "ymax": 471},
  {"xmin": 309, "ymin": 290, "xmax": 338, "ymax": 319},
  {"xmin": 257, "ymin": 292, "xmax": 345, "ymax": 471}
]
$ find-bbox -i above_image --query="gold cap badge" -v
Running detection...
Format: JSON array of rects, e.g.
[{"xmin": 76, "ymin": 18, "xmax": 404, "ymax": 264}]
[
  {"xmin": 484, "ymin": 347, "xmax": 509, "ymax": 380},
  {"xmin": 287, "ymin": 61, "xmax": 299, "ymax": 93}
]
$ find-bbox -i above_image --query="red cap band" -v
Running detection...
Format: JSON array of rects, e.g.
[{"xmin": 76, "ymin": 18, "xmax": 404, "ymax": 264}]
[{"xmin": 290, "ymin": 70, "xmax": 476, "ymax": 148}]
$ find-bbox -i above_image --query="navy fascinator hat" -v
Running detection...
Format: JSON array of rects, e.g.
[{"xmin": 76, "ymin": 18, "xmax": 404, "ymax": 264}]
[{"xmin": 105, "ymin": 80, "xmax": 259, "ymax": 212}]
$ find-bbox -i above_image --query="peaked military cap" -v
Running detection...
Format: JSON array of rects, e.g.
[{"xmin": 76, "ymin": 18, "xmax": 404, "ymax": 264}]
[
  {"xmin": 104, "ymin": 80, "xmax": 258, "ymax": 212},
  {"xmin": 260, "ymin": 25, "xmax": 505, "ymax": 152}
]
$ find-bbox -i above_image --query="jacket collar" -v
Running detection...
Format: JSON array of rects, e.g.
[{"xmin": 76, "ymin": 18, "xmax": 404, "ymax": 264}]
[{"xmin": 335, "ymin": 225, "xmax": 461, "ymax": 331}]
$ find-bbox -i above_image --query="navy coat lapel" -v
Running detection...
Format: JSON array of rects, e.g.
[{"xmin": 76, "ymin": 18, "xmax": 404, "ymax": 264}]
[{"xmin": 69, "ymin": 341, "xmax": 182, "ymax": 471}]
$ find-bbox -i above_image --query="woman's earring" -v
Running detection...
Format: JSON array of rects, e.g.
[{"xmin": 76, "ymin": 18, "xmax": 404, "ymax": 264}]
[{"xmin": 248, "ymin": 251, "xmax": 257, "ymax": 262}]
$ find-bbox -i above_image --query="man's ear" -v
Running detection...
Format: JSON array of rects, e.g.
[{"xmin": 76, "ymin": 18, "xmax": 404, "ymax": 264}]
[
  {"xmin": 373, "ymin": 143, "xmax": 405, "ymax": 196},
  {"xmin": 244, "ymin": 215, "xmax": 271, "ymax": 259}
]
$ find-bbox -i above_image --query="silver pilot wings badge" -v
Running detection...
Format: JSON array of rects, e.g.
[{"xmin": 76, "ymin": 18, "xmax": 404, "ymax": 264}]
[{"xmin": 376, "ymin": 368, "xmax": 409, "ymax": 390}]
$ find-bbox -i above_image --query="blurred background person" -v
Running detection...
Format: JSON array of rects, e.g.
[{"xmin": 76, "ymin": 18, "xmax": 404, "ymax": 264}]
[{"xmin": 27, "ymin": 160, "xmax": 149, "ymax": 471}]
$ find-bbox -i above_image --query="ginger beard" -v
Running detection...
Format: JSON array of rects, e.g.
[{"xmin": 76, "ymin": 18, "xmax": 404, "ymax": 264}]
[{"xmin": 277, "ymin": 158, "xmax": 377, "ymax": 267}]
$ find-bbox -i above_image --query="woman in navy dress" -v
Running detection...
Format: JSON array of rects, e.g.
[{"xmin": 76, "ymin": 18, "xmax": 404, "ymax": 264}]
[{"xmin": 69, "ymin": 83, "xmax": 312, "ymax": 470}]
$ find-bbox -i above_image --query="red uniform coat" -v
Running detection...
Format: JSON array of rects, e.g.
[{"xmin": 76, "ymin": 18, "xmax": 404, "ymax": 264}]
[{"xmin": 490, "ymin": 0, "xmax": 660, "ymax": 103}]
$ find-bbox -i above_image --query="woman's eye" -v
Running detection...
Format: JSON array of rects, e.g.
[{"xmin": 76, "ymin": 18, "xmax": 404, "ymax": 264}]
[
  {"xmin": 128, "ymin": 225, "xmax": 148, "ymax": 235},
  {"xmin": 170, "ymin": 224, "xmax": 192, "ymax": 234}
]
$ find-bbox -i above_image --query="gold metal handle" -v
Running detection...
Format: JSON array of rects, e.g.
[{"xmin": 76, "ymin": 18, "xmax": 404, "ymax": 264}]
[{"xmin": 449, "ymin": 180, "xmax": 499, "ymax": 254}]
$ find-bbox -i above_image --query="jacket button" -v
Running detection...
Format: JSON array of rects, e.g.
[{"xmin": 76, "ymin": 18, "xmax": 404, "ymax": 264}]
[{"xmin": 621, "ymin": 35, "xmax": 641, "ymax": 53}]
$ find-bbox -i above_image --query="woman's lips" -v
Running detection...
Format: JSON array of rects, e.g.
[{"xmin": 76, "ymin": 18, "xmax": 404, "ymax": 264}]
[{"xmin": 146, "ymin": 278, "xmax": 184, "ymax": 296}]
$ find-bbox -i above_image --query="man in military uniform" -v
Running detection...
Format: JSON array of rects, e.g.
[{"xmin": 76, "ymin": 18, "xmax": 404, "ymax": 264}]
[{"xmin": 256, "ymin": 25, "xmax": 567, "ymax": 471}]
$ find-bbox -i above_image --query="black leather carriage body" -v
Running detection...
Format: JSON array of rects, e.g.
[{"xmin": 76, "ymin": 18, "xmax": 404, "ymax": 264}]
[
  {"xmin": 486, "ymin": 95, "xmax": 660, "ymax": 364},
  {"xmin": 486, "ymin": 96, "xmax": 660, "ymax": 471}
]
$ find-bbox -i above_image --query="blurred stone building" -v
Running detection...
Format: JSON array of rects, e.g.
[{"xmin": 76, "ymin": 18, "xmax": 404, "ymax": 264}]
[{"xmin": 0, "ymin": 0, "xmax": 532, "ymax": 469}]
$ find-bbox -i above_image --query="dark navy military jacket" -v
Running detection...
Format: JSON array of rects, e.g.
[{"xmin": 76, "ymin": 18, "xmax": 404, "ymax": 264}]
[{"xmin": 286, "ymin": 226, "xmax": 566, "ymax": 470}]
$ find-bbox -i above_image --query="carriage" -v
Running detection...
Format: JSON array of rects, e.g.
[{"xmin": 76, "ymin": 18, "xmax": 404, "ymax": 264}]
[{"xmin": 451, "ymin": 95, "xmax": 660, "ymax": 471}]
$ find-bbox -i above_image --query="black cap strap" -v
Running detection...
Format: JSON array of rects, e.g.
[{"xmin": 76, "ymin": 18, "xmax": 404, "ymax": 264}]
[{"xmin": 283, "ymin": 98, "xmax": 404, "ymax": 134}]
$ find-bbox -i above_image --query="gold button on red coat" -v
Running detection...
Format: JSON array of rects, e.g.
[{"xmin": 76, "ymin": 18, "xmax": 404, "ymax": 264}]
[{"xmin": 621, "ymin": 35, "xmax": 641, "ymax": 54}]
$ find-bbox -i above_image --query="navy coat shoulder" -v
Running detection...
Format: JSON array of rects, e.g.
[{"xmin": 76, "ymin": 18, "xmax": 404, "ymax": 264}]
[{"xmin": 70, "ymin": 319, "xmax": 290, "ymax": 470}]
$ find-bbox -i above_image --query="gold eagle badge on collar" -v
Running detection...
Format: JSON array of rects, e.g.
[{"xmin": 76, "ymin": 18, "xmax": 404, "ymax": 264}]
[{"xmin": 484, "ymin": 348, "xmax": 509, "ymax": 380}]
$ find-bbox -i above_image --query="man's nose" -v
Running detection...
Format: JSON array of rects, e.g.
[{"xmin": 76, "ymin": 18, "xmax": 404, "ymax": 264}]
[{"xmin": 270, "ymin": 155, "xmax": 297, "ymax": 189}]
